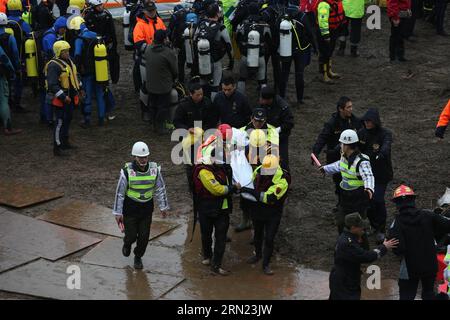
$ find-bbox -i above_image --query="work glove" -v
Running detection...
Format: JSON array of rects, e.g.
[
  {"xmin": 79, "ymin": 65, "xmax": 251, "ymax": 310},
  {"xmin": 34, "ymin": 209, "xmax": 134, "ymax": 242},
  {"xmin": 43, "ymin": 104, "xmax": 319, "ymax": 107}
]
[
  {"xmin": 435, "ymin": 126, "xmax": 446, "ymax": 139},
  {"xmin": 241, "ymin": 187, "xmax": 262, "ymax": 201}
]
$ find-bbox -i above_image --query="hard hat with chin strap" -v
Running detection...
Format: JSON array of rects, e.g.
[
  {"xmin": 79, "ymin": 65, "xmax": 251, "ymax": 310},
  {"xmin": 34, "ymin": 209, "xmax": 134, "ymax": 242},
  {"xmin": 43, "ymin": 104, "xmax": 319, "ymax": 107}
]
[
  {"xmin": 132, "ymin": 141, "xmax": 150, "ymax": 157},
  {"xmin": 339, "ymin": 129, "xmax": 359, "ymax": 144},
  {"xmin": 7, "ymin": 0, "xmax": 23, "ymax": 11},
  {"xmin": 68, "ymin": 16, "xmax": 85, "ymax": 30},
  {"xmin": 53, "ymin": 40, "xmax": 71, "ymax": 58}
]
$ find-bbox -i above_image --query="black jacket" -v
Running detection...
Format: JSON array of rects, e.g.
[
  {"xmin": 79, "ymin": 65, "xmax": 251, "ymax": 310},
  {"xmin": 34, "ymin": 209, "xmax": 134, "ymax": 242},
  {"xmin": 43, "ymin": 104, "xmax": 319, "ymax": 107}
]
[
  {"xmin": 262, "ymin": 95, "xmax": 294, "ymax": 140},
  {"xmin": 358, "ymin": 108, "xmax": 393, "ymax": 184},
  {"xmin": 388, "ymin": 205, "xmax": 450, "ymax": 279},
  {"xmin": 329, "ymin": 230, "xmax": 387, "ymax": 300},
  {"xmin": 312, "ymin": 112, "xmax": 362, "ymax": 164},
  {"xmin": 32, "ymin": 2, "xmax": 55, "ymax": 31},
  {"xmin": 213, "ymin": 90, "xmax": 252, "ymax": 129},
  {"xmin": 173, "ymin": 96, "xmax": 218, "ymax": 131},
  {"xmin": 84, "ymin": 8, "xmax": 118, "ymax": 51}
]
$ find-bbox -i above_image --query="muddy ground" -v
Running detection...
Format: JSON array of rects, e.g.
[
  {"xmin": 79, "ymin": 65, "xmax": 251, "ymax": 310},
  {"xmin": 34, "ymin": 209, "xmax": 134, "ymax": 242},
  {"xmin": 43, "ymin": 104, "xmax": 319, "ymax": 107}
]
[{"xmin": 1, "ymin": 11, "xmax": 450, "ymax": 299}]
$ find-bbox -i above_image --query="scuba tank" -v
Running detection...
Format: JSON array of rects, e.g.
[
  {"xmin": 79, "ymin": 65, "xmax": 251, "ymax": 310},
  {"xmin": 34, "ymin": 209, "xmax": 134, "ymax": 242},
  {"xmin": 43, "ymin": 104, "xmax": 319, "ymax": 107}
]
[
  {"xmin": 123, "ymin": 7, "xmax": 133, "ymax": 51},
  {"xmin": 25, "ymin": 38, "xmax": 38, "ymax": 77},
  {"xmin": 279, "ymin": 16, "xmax": 292, "ymax": 60},
  {"xmin": 247, "ymin": 27, "xmax": 260, "ymax": 70},
  {"xmin": 94, "ymin": 37, "xmax": 109, "ymax": 84},
  {"xmin": 184, "ymin": 26, "xmax": 193, "ymax": 65},
  {"xmin": 197, "ymin": 38, "xmax": 211, "ymax": 77}
]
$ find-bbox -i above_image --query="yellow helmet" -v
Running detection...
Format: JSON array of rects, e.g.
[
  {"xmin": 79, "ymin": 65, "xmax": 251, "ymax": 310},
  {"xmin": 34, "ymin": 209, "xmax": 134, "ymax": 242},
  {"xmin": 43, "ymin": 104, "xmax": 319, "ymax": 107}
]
[
  {"xmin": 69, "ymin": 0, "xmax": 86, "ymax": 9},
  {"xmin": 262, "ymin": 154, "xmax": 279, "ymax": 170},
  {"xmin": 68, "ymin": 16, "xmax": 85, "ymax": 30},
  {"xmin": 7, "ymin": 0, "xmax": 23, "ymax": 11},
  {"xmin": 249, "ymin": 129, "xmax": 267, "ymax": 147},
  {"xmin": 53, "ymin": 40, "xmax": 71, "ymax": 58}
]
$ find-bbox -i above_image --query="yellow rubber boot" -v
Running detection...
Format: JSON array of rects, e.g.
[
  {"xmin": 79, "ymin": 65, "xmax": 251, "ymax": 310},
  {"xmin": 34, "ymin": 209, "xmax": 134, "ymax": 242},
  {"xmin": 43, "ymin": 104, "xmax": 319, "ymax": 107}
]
[
  {"xmin": 322, "ymin": 63, "xmax": 334, "ymax": 84},
  {"xmin": 327, "ymin": 60, "xmax": 341, "ymax": 79}
]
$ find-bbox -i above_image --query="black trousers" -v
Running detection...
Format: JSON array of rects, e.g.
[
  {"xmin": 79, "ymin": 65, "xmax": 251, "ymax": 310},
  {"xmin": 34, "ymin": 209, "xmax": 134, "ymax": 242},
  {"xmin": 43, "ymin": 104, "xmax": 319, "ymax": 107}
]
[
  {"xmin": 367, "ymin": 183, "xmax": 387, "ymax": 233},
  {"xmin": 148, "ymin": 92, "xmax": 170, "ymax": 133},
  {"xmin": 398, "ymin": 275, "xmax": 437, "ymax": 300},
  {"xmin": 198, "ymin": 211, "xmax": 230, "ymax": 268},
  {"xmin": 279, "ymin": 49, "xmax": 311, "ymax": 102},
  {"xmin": 389, "ymin": 19, "xmax": 409, "ymax": 59},
  {"xmin": 405, "ymin": 0, "xmax": 419, "ymax": 37},
  {"xmin": 177, "ymin": 47, "xmax": 186, "ymax": 83},
  {"xmin": 123, "ymin": 213, "xmax": 152, "ymax": 258},
  {"xmin": 343, "ymin": 18, "xmax": 362, "ymax": 46},
  {"xmin": 435, "ymin": 0, "xmax": 448, "ymax": 33},
  {"xmin": 252, "ymin": 213, "xmax": 282, "ymax": 267},
  {"xmin": 53, "ymin": 103, "xmax": 73, "ymax": 148},
  {"xmin": 265, "ymin": 49, "xmax": 281, "ymax": 93}
]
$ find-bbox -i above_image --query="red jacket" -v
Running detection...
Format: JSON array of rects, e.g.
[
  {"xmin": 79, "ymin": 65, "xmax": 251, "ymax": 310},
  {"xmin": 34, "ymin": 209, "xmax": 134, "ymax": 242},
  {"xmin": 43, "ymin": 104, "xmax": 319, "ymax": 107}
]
[
  {"xmin": 300, "ymin": 0, "xmax": 320, "ymax": 12},
  {"xmin": 387, "ymin": 0, "xmax": 411, "ymax": 20}
]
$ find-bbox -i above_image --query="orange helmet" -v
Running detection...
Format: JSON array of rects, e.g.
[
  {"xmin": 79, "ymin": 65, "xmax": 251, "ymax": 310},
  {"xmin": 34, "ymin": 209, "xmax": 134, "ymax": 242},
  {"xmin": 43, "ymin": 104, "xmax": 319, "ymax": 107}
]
[{"xmin": 392, "ymin": 184, "xmax": 416, "ymax": 201}]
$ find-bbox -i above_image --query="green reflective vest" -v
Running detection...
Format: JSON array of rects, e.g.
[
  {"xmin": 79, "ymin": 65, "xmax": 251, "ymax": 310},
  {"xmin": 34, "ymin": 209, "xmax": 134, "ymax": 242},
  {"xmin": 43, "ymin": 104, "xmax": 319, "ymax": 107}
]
[
  {"xmin": 125, "ymin": 162, "xmax": 158, "ymax": 203},
  {"xmin": 342, "ymin": 0, "xmax": 365, "ymax": 19},
  {"xmin": 339, "ymin": 154, "xmax": 368, "ymax": 191}
]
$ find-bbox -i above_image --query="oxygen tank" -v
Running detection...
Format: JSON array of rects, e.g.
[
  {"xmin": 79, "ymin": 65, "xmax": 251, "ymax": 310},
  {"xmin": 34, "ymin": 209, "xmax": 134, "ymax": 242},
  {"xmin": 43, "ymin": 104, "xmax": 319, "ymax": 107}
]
[
  {"xmin": 25, "ymin": 38, "xmax": 38, "ymax": 77},
  {"xmin": 123, "ymin": 8, "xmax": 133, "ymax": 51},
  {"xmin": 197, "ymin": 38, "xmax": 211, "ymax": 77},
  {"xmin": 94, "ymin": 39, "xmax": 109, "ymax": 84},
  {"xmin": 184, "ymin": 27, "xmax": 193, "ymax": 65},
  {"xmin": 279, "ymin": 17, "xmax": 292, "ymax": 60},
  {"xmin": 247, "ymin": 28, "xmax": 260, "ymax": 70}
]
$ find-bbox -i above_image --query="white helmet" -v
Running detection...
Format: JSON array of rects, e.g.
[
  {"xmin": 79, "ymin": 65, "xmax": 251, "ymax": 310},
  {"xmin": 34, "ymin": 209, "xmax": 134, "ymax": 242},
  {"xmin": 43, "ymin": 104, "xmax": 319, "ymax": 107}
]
[
  {"xmin": 0, "ymin": 13, "xmax": 8, "ymax": 26},
  {"xmin": 339, "ymin": 129, "xmax": 359, "ymax": 144},
  {"xmin": 131, "ymin": 141, "xmax": 150, "ymax": 157},
  {"xmin": 89, "ymin": 0, "xmax": 103, "ymax": 6}
]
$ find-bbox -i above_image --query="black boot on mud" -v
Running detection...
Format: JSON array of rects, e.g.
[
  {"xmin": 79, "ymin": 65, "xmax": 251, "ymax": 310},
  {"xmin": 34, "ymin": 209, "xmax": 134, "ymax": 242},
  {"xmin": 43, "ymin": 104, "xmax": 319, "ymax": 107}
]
[
  {"xmin": 263, "ymin": 265, "xmax": 274, "ymax": 276},
  {"xmin": 122, "ymin": 243, "xmax": 131, "ymax": 257},
  {"xmin": 350, "ymin": 45, "xmax": 360, "ymax": 57},
  {"xmin": 134, "ymin": 256, "xmax": 143, "ymax": 269},
  {"xmin": 247, "ymin": 255, "xmax": 261, "ymax": 264}
]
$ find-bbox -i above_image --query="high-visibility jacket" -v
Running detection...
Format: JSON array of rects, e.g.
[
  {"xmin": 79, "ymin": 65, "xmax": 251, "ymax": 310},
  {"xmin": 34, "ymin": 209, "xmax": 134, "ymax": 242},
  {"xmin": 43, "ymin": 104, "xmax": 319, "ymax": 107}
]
[
  {"xmin": 124, "ymin": 161, "xmax": 158, "ymax": 203},
  {"xmin": 133, "ymin": 15, "xmax": 166, "ymax": 46},
  {"xmin": 317, "ymin": 0, "xmax": 346, "ymax": 37},
  {"xmin": 437, "ymin": 100, "xmax": 450, "ymax": 129},
  {"xmin": 253, "ymin": 165, "xmax": 290, "ymax": 205},
  {"xmin": 193, "ymin": 164, "xmax": 231, "ymax": 211},
  {"xmin": 339, "ymin": 153, "xmax": 369, "ymax": 191},
  {"xmin": 44, "ymin": 58, "xmax": 80, "ymax": 107},
  {"xmin": 342, "ymin": 0, "xmax": 365, "ymax": 18}
]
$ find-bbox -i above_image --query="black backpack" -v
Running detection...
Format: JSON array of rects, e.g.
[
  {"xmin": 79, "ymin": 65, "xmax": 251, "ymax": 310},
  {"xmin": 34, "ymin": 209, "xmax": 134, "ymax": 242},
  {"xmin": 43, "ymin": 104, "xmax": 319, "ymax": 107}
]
[
  {"xmin": 195, "ymin": 20, "xmax": 225, "ymax": 62},
  {"xmin": 7, "ymin": 20, "xmax": 24, "ymax": 59},
  {"xmin": 168, "ymin": 9, "xmax": 187, "ymax": 48},
  {"xmin": 79, "ymin": 36, "xmax": 98, "ymax": 75}
]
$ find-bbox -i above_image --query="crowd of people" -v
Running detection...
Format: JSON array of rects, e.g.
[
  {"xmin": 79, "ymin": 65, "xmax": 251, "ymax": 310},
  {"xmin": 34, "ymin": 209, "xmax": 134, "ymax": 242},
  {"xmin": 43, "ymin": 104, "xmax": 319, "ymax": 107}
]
[{"xmin": 0, "ymin": 0, "xmax": 449, "ymax": 300}]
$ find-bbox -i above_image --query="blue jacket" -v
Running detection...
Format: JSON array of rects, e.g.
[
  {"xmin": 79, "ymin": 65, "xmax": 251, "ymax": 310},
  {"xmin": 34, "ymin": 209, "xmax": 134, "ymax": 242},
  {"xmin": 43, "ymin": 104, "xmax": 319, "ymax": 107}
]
[
  {"xmin": 0, "ymin": 44, "xmax": 15, "ymax": 78},
  {"xmin": 74, "ymin": 25, "xmax": 97, "ymax": 75},
  {"xmin": 8, "ymin": 11, "xmax": 32, "ymax": 37},
  {"xmin": 42, "ymin": 17, "xmax": 67, "ymax": 60},
  {"xmin": 0, "ymin": 27, "xmax": 20, "ymax": 70}
]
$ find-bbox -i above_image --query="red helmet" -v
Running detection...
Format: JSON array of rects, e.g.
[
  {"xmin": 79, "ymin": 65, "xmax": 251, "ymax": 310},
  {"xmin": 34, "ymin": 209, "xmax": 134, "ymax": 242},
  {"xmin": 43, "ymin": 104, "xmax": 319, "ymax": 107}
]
[
  {"xmin": 217, "ymin": 124, "xmax": 233, "ymax": 141},
  {"xmin": 392, "ymin": 184, "xmax": 416, "ymax": 201}
]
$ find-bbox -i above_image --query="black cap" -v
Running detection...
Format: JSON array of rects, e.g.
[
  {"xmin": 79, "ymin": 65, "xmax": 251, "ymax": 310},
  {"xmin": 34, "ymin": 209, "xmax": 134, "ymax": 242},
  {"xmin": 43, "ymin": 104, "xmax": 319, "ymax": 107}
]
[
  {"xmin": 252, "ymin": 108, "xmax": 267, "ymax": 121},
  {"xmin": 154, "ymin": 29, "xmax": 167, "ymax": 44},
  {"xmin": 144, "ymin": 0, "xmax": 157, "ymax": 11},
  {"xmin": 345, "ymin": 213, "xmax": 370, "ymax": 229}
]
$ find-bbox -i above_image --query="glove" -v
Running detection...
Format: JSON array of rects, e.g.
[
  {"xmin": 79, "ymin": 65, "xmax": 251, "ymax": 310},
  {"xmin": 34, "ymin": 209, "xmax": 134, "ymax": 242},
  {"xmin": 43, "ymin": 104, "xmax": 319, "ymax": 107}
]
[
  {"xmin": 227, "ymin": 59, "xmax": 234, "ymax": 71},
  {"xmin": 241, "ymin": 187, "xmax": 261, "ymax": 201},
  {"xmin": 435, "ymin": 126, "xmax": 446, "ymax": 139}
]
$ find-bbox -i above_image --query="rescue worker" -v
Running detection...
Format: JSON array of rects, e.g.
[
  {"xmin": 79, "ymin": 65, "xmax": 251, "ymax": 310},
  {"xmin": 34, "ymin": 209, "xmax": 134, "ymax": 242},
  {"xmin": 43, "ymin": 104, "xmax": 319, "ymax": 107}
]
[
  {"xmin": 387, "ymin": 0, "xmax": 411, "ymax": 62},
  {"xmin": 213, "ymin": 73, "xmax": 252, "ymax": 129},
  {"xmin": 337, "ymin": 0, "xmax": 364, "ymax": 57},
  {"xmin": 358, "ymin": 108, "xmax": 393, "ymax": 244},
  {"xmin": 84, "ymin": 0, "xmax": 117, "ymax": 52},
  {"xmin": 193, "ymin": 144, "xmax": 241, "ymax": 275},
  {"xmin": 132, "ymin": 0, "xmax": 166, "ymax": 122},
  {"xmin": 329, "ymin": 212, "xmax": 398, "ymax": 300},
  {"xmin": 31, "ymin": 0, "xmax": 55, "ymax": 31},
  {"xmin": 145, "ymin": 29, "xmax": 178, "ymax": 134},
  {"xmin": 258, "ymin": 86, "xmax": 294, "ymax": 170},
  {"xmin": 316, "ymin": 0, "xmax": 346, "ymax": 83},
  {"xmin": 279, "ymin": 6, "xmax": 316, "ymax": 106},
  {"xmin": 194, "ymin": 3, "xmax": 233, "ymax": 101},
  {"xmin": 435, "ymin": 100, "xmax": 449, "ymax": 139},
  {"xmin": 235, "ymin": 2, "xmax": 271, "ymax": 95},
  {"xmin": 7, "ymin": 0, "xmax": 32, "ymax": 114},
  {"xmin": 0, "ymin": 12, "xmax": 23, "ymax": 113},
  {"xmin": 388, "ymin": 185, "xmax": 450, "ymax": 300},
  {"xmin": 113, "ymin": 141, "xmax": 170, "ymax": 270},
  {"xmin": 72, "ymin": 17, "xmax": 109, "ymax": 127},
  {"xmin": 312, "ymin": 96, "xmax": 362, "ymax": 213},
  {"xmin": 174, "ymin": 80, "xmax": 219, "ymax": 192},
  {"xmin": 0, "ymin": 45, "xmax": 22, "ymax": 135},
  {"xmin": 320, "ymin": 129, "xmax": 374, "ymax": 241},
  {"xmin": 237, "ymin": 108, "xmax": 279, "ymax": 233},
  {"xmin": 44, "ymin": 40, "xmax": 81, "ymax": 156},
  {"xmin": 167, "ymin": 4, "xmax": 189, "ymax": 84},
  {"xmin": 240, "ymin": 154, "xmax": 290, "ymax": 275},
  {"xmin": 42, "ymin": 16, "xmax": 67, "ymax": 62}
]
